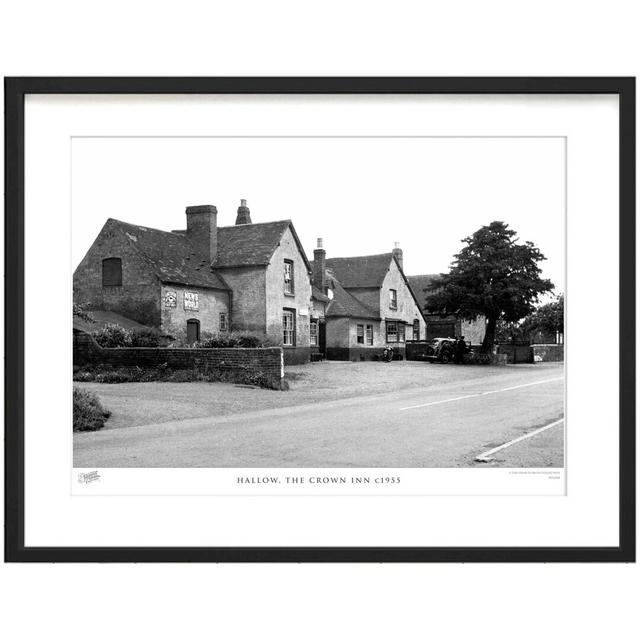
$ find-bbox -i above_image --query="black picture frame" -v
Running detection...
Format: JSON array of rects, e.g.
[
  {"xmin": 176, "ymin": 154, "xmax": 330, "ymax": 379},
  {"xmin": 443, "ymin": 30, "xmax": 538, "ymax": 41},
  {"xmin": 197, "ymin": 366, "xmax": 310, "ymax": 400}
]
[{"xmin": 4, "ymin": 77, "xmax": 635, "ymax": 563}]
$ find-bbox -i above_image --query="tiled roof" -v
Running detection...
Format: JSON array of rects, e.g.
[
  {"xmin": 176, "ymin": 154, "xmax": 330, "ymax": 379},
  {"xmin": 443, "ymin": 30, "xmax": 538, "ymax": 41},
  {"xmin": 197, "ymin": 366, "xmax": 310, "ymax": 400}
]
[
  {"xmin": 321, "ymin": 253, "xmax": 394, "ymax": 288},
  {"xmin": 326, "ymin": 278, "xmax": 380, "ymax": 320},
  {"xmin": 73, "ymin": 309, "xmax": 168, "ymax": 335},
  {"xmin": 311, "ymin": 285, "xmax": 330, "ymax": 303},
  {"xmin": 406, "ymin": 274, "xmax": 440, "ymax": 304},
  {"xmin": 110, "ymin": 219, "xmax": 230, "ymax": 290},
  {"xmin": 109, "ymin": 218, "xmax": 311, "ymax": 289},
  {"xmin": 216, "ymin": 220, "xmax": 300, "ymax": 268}
]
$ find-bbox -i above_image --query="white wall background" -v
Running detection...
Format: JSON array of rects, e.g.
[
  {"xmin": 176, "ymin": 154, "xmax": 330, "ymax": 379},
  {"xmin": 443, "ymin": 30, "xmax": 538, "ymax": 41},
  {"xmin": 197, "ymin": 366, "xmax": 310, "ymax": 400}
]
[{"xmin": 1, "ymin": 2, "xmax": 638, "ymax": 640}]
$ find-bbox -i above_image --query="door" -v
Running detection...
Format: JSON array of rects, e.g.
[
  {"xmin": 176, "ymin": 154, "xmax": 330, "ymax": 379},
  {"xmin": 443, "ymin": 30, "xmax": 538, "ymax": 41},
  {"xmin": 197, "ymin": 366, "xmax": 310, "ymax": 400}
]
[
  {"xmin": 186, "ymin": 318, "xmax": 200, "ymax": 344},
  {"xmin": 318, "ymin": 321, "xmax": 327, "ymax": 356}
]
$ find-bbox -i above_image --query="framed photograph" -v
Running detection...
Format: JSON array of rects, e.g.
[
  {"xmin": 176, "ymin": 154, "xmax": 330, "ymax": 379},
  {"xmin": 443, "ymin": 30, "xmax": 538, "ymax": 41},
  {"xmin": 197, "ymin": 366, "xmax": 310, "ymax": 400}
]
[{"xmin": 5, "ymin": 77, "xmax": 635, "ymax": 562}]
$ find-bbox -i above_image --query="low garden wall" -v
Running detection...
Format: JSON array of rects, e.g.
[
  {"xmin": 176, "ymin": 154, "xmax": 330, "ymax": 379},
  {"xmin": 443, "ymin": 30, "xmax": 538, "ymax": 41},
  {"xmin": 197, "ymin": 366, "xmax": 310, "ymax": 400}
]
[
  {"xmin": 73, "ymin": 329, "xmax": 285, "ymax": 389},
  {"xmin": 463, "ymin": 352, "xmax": 508, "ymax": 365},
  {"xmin": 496, "ymin": 343, "xmax": 534, "ymax": 364},
  {"xmin": 532, "ymin": 344, "xmax": 564, "ymax": 363}
]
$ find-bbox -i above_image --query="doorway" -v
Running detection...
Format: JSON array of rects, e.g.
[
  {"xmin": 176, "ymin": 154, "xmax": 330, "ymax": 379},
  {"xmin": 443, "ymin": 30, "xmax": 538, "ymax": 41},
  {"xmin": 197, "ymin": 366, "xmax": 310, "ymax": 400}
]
[{"xmin": 186, "ymin": 318, "xmax": 200, "ymax": 344}]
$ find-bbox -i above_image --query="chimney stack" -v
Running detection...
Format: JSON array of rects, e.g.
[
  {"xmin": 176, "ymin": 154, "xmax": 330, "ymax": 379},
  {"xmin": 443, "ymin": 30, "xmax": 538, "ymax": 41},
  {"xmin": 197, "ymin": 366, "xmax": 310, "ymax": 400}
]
[
  {"xmin": 235, "ymin": 198, "xmax": 252, "ymax": 225},
  {"xmin": 392, "ymin": 241, "xmax": 404, "ymax": 272},
  {"xmin": 313, "ymin": 237, "xmax": 326, "ymax": 292},
  {"xmin": 185, "ymin": 205, "xmax": 218, "ymax": 264}
]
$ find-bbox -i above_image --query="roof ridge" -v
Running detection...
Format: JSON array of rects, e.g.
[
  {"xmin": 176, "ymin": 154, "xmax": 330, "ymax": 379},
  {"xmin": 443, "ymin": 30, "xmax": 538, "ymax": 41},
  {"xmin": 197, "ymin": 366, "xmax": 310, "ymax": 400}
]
[
  {"xmin": 218, "ymin": 219, "xmax": 291, "ymax": 230},
  {"xmin": 325, "ymin": 251, "xmax": 393, "ymax": 261}
]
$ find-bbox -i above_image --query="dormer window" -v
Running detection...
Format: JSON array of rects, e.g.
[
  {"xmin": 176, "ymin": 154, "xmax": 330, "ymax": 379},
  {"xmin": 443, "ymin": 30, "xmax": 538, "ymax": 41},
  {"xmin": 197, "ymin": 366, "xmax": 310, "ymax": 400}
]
[
  {"xmin": 284, "ymin": 260, "xmax": 294, "ymax": 295},
  {"xmin": 102, "ymin": 257, "xmax": 122, "ymax": 286}
]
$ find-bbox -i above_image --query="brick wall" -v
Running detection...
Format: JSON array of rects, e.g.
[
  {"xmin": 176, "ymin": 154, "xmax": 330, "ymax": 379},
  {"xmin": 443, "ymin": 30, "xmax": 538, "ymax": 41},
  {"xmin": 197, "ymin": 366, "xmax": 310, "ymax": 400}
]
[
  {"xmin": 73, "ymin": 219, "xmax": 162, "ymax": 326},
  {"xmin": 532, "ymin": 344, "xmax": 564, "ymax": 362},
  {"xmin": 74, "ymin": 330, "xmax": 284, "ymax": 388},
  {"xmin": 497, "ymin": 343, "xmax": 534, "ymax": 364}
]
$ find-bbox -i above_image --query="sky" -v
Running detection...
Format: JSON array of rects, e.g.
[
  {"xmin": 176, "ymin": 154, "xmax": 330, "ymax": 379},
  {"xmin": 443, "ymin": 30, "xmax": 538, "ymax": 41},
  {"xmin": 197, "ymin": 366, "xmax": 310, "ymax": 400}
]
[{"xmin": 72, "ymin": 136, "xmax": 565, "ymax": 294}]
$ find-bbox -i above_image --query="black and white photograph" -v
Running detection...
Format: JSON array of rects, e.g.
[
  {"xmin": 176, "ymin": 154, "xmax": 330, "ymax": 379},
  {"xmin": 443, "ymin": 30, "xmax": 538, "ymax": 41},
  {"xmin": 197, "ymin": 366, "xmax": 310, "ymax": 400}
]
[
  {"xmin": 6, "ymin": 77, "xmax": 632, "ymax": 563},
  {"xmin": 71, "ymin": 135, "xmax": 565, "ymax": 472}
]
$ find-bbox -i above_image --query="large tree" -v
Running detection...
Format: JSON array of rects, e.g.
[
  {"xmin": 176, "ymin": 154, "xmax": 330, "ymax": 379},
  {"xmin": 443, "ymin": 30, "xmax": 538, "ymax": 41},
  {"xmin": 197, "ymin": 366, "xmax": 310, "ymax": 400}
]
[{"xmin": 425, "ymin": 221, "xmax": 554, "ymax": 352}]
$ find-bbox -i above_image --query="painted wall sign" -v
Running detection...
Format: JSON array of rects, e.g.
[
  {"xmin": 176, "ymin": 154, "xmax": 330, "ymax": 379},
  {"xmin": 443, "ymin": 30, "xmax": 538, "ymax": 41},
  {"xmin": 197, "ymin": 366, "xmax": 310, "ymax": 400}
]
[
  {"xmin": 164, "ymin": 290, "xmax": 177, "ymax": 308},
  {"xmin": 184, "ymin": 291, "xmax": 199, "ymax": 311}
]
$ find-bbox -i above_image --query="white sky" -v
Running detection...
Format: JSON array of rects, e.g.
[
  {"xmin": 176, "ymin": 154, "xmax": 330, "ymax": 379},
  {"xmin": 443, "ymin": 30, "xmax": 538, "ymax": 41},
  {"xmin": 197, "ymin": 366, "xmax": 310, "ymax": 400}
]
[{"xmin": 72, "ymin": 136, "xmax": 565, "ymax": 293}]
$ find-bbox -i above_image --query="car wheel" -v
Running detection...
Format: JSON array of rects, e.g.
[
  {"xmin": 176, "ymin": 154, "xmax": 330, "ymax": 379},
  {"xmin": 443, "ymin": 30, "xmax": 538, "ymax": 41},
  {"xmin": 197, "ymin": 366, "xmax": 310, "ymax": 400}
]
[{"xmin": 440, "ymin": 353, "xmax": 450, "ymax": 364}]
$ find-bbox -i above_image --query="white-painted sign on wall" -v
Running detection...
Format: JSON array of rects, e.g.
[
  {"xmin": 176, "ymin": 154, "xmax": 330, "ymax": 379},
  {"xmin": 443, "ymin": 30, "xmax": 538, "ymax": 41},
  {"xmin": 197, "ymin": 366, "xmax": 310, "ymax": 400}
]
[{"xmin": 184, "ymin": 291, "xmax": 199, "ymax": 311}]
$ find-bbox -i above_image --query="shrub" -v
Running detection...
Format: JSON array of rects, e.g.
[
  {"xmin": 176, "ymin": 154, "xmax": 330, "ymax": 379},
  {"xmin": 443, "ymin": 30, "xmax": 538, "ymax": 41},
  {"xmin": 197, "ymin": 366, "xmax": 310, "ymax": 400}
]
[
  {"xmin": 73, "ymin": 363, "xmax": 284, "ymax": 390},
  {"xmin": 92, "ymin": 323, "xmax": 131, "ymax": 348},
  {"xmin": 73, "ymin": 303, "xmax": 95, "ymax": 323},
  {"xmin": 73, "ymin": 388, "xmax": 111, "ymax": 431},
  {"xmin": 128, "ymin": 328, "xmax": 160, "ymax": 347},
  {"xmin": 194, "ymin": 331, "xmax": 280, "ymax": 349}
]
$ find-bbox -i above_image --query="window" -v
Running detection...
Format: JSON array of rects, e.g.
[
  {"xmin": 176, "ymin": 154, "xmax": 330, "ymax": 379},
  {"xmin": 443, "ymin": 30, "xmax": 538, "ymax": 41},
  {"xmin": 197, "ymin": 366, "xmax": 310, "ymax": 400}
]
[
  {"xmin": 389, "ymin": 289, "xmax": 397, "ymax": 310},
  {"xmin": 356, "ymin": 324, "xmax": 364, "ymax": 344},
  {"xmin": 186, "ymin": 318, "xmax": 200, "ymax": 344},
  {"xmin": 283, "ymin": 309, "xmax": 296, "ymax": 346},
  {"xmin": 219, "ymin": 312, "xmax": 228, "ymax": 332},
  {"xmin": 366, "ymin": 324, "xmax": 373, "ymax": 345},
  {"xmin": 398, "ymin": 323, "xmax": 406, "ymax": 343},
  {"xmin": 284, "ymin": 260, "xmax": 294, "ymax": 295},
  {"xmin": 386, "ymin": 321, "xmax": 398, "ymax": 343},
  {"xmin": 310, "ymin": 319, "xmax": 319, "ymax": 346},
  {"xmin": 413, "ymin": 319, "xmax": 420, "ymax": 340},
  {"xmin": 102, "ymin": 257, "xmax": 122, "ymax": 286}
]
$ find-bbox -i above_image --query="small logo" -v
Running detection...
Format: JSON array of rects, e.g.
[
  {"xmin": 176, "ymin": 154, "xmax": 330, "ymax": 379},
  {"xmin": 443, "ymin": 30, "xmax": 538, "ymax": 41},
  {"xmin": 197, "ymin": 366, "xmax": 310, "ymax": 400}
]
[{"xmin": 78, "ymin": 470, "xmax": 101, "ymax": 484}]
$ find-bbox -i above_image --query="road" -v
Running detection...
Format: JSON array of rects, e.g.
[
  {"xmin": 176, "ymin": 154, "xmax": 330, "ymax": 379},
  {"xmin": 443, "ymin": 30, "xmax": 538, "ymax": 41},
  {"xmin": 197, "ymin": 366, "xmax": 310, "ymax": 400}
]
[{"xmin": 74, "ymin": 364, "xmax": 564, "ymax": 468}]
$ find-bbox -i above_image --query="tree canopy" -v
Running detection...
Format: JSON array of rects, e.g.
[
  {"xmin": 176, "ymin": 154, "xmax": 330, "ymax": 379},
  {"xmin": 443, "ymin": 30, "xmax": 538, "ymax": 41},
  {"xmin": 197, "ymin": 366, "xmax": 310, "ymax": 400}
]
[
  {"xmin": 424, "ymin": 221, "xmax": 554, "ymax": 352},
  {"xmin": 520, "ymin": 294, "xmax": 564, "ymax": 337}
]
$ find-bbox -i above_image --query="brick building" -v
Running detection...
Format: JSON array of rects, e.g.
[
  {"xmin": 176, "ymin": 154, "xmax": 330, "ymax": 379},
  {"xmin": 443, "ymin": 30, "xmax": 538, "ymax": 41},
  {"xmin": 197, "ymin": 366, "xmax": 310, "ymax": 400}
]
[
  {"xmin": 406, "ymin": 274, "xmax": 486, "ymax": 345},
  {"xmin": 73, "ymin": 200, "xmax": 315, "ymax": 364},
  {"xmin": 310, "ymin": 241, "xmax": 426, "ymax": 360}
]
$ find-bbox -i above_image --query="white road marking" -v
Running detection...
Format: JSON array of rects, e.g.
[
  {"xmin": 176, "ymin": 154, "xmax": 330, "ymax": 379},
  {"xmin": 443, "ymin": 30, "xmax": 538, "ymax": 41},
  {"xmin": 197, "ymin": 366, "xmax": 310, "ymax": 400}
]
[
  {"xmin": 474, "ymin": 418, "xmax": 564, "ymax": 462},
  {"xmin": 399, "ymin": 377, "xmax": 563, "ymax": 411}
]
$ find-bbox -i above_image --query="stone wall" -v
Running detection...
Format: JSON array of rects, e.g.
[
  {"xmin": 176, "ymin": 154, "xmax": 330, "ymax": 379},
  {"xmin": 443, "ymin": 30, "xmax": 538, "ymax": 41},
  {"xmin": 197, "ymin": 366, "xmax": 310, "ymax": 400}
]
[
  {"xmin": 496, "ymin": 343, "xmax": 534, "ymax": 364},
  {"xmin": 532, "ymin": 344, "xmax": 564, "ymax": 362},
  {"xmin": 73, "ymin": 330, "xmax": 284, "ymax": 389}
]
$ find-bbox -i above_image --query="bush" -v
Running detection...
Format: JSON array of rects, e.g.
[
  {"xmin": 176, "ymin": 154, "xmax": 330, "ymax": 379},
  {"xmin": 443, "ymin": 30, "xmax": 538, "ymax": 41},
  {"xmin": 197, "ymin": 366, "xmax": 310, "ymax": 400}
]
[
  {"xmin": 92, "ymin": 323, "xmax": 131, "ymax": 348},
  {"xmin": 128, "ymin": 328, "xmax": 160, "ymax": 347},
  {"xmin": 73, "ymin": 363, "xmax": 284, "ymax": 390},
  {"xmin": 73, "ymin": 387, "xmax": 111, "ymax": 431},
  {"xmin": 73, "ymin": 303, "xmax": 95, "ymax": 323},
  {"xmin": 194, "ymin": 331, "xmax": 280, "ymax": 349},
  {"xmin": 91, "ymin": 324, "xmax": 161, "ymax": 348}
]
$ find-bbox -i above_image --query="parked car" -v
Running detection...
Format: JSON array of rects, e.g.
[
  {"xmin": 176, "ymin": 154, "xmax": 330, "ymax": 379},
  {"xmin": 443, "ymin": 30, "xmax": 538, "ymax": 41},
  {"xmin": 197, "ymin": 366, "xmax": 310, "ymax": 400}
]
[
  {"xmin": 424, "ymin": 337, "xmax": 456, "ymax": 363},
  {"xmin": 422, "ymin": 337, "xmax": 470, "ymax": 363}
]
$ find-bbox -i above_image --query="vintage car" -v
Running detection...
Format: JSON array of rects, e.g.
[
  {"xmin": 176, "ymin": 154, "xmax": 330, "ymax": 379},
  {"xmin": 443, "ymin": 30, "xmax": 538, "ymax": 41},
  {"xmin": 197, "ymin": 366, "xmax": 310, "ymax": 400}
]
[{"xmin": 424, "ymin": 337, "xmax": 457, "ymax": 363}]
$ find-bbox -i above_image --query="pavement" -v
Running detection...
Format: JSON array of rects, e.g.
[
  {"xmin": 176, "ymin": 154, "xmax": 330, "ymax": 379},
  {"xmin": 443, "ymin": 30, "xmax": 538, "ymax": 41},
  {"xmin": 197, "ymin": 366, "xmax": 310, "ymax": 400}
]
[{"xmin": 74, "ymin": 362, "xmax": 564, "ymax": 468}]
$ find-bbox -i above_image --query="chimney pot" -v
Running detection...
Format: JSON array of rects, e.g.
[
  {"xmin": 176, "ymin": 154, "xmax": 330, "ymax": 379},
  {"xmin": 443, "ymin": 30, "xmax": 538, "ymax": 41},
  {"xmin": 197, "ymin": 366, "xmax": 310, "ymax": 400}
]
[
  {"xmin": 236, "ymin": 199, "xmax": 252, "ymax": 225},
  {"xmin": 392, "ymin": 242, "xmax": 404, "ymax": 272},
  {"xmin": 317, "ymin": 237, "xmax": 323, "ymax": 249}
]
